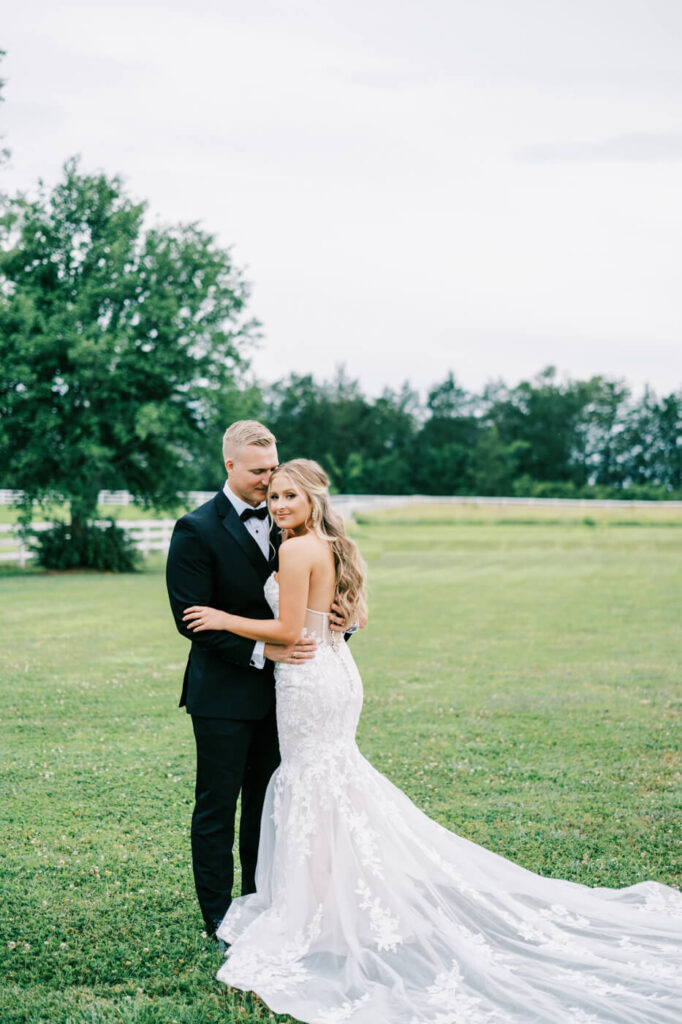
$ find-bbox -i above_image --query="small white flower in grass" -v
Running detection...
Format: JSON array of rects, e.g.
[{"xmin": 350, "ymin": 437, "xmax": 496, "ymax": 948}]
[{"xmin": 7, "ymin": 942, "xmax": 16, "ymax": 950}]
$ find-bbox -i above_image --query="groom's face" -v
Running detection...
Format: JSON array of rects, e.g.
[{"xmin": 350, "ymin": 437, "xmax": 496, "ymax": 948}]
[{"xmin": 225, "ymin": 442, "xmax": 279, "ymax": 507}]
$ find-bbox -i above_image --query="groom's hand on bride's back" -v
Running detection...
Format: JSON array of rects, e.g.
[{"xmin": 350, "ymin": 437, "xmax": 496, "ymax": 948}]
[
  {"xmin": 264, "ymin": 635, "xmax": 317, "ymax": 665},
  {"xmin": 329, "ymin": 601, "xmax": 365, "ymax": 634}
]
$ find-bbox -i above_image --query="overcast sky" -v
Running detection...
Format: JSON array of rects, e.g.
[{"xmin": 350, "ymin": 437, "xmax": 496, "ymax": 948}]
[{"xmin": 3, "ymin": 0, "xmax": 682, "ymax": 398}]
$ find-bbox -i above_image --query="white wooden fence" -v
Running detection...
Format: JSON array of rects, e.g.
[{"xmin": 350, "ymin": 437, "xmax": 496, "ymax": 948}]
[
  {"xmin": 1, "ymin": 494, "xmax": 681, "ymax": 567},
  {"xmin": 0, "ymin": 519, "xmax": 176, "ymax": 568},
  {"xmin": 0, "ymin": 521, "xmax": 52, "ymax": 568}
]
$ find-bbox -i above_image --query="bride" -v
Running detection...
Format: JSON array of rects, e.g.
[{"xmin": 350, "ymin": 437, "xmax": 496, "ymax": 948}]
[{"xmin": 183, "ymin": 459, "xmax": 681, "ymax": 1024}]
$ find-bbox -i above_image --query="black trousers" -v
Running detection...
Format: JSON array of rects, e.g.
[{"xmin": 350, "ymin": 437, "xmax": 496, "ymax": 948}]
[{"xmin": 190, "ymin": 706, "xmax": 280, "ymax": 932}]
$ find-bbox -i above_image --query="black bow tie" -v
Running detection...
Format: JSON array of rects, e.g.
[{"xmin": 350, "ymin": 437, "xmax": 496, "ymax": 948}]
[{"xmin": 240, "ymin": 506, "xmax": 268, "ymax": 522}]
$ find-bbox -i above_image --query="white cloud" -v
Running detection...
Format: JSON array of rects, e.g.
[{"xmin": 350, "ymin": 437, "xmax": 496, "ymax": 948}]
[
  {"xmin": 521, "ymin": 132, "xmax": 682, "ymax": 163},
  {"xmin": 2, "ymin": 0, "xmax": 682, "ymax": 398}
]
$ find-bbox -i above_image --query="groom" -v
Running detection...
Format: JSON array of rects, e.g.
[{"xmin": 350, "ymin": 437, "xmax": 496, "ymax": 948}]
[{"xmin": 166, "ymin": 420, "xmax": 317, "ymax": 936}]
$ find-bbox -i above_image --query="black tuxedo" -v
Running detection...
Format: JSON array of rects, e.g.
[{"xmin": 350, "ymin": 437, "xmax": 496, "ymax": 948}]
[{"xmin": 166, "ymin": 490, "xmax": 282, "ymax": 930}]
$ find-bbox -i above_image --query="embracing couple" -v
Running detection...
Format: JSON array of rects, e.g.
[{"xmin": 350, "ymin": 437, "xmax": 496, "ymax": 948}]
[{"xmin": 166, "ymin": 420, "xmax": 681, "ymax": 1024}]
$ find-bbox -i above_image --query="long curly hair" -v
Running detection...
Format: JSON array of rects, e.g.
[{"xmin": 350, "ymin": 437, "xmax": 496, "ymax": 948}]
[{"xmin": 268, "ymin": 459, "xmax": 367, "ymax": 628}]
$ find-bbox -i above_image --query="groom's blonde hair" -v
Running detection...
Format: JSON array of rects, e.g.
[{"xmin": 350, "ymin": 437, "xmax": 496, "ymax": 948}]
[{"xmin": 222, "ymin": 420, "xmax": 276, "ymax": 461}]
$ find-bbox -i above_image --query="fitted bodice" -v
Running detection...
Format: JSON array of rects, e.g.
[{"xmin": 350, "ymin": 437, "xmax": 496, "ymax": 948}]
[
  {"xmin": 262, "ymin": 571, "xmax": 363, "ymax": 768},
  {"xmin": 264, "ymin": 572, "xmax": 335, "ymax": 646}
]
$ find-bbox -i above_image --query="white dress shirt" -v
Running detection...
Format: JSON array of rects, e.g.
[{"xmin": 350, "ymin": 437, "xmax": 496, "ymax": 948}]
[{"xmin": 222, "ymin": 481, "xmax": 270, "ymax": 669}]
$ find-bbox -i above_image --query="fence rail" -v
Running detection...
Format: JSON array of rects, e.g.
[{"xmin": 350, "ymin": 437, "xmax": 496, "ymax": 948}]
[
  {"xmin": 2, "ymin": 487, "xmax": 682, "ymax": 510},
  {"xmin": 0, "ymin": 519, "xmax": 176, "ymax": 568},
  {"xmin": 2, "ymin": 494, "xmax": 681, "ymax": 567}
]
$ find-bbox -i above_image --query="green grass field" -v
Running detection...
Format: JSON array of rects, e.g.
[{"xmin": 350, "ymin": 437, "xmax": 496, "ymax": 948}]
[
  {"xmin": 2, "ymin": 497, "xmax": 682, "ymax": 527},
  {"xmin": 2, "ymin": 512, "xmax": 681, "ymax": 1023}
]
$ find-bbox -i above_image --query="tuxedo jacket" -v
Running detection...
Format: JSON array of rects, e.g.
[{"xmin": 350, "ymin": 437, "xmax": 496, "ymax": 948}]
[{"xmin": 166, "ymin": 490, "xmax": 280, "ymax": 720}]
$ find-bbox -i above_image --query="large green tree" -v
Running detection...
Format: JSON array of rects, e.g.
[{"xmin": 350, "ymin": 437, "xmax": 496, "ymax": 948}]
[
  {"xmin": 0, "ymin": 158, "xmax": 258, "ymax": 543},
  {"xmin": 265, "ymin": 369, "xmax": 422, "ymax": 494},
  {"xmin": 576, "ymin": 376, "xmax": 632, "ymax": 487},
  {"xmin": 413, "ymin": 374, "xmax": 481, "ymax": 494},
  {"xmin": 483, "ymin": 367, "xmax": 595, "ymax": 486},
  {"xmin": 616, "ymin": 386, "xmax": 682, "ymax": 492}
]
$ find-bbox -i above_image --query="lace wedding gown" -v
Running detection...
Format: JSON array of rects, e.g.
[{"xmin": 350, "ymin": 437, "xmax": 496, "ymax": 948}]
[{"xmin": 216, "ymin": 574, "xmax": 682, "ymax": 1023}]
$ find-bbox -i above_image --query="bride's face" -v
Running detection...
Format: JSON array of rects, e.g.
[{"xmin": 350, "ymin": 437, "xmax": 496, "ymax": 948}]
[{"xmin": 268, "ymin": 474, "xmax": 312, "ymax": 534}]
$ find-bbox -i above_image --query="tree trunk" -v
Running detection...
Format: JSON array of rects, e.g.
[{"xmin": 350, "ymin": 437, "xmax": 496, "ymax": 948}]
[{"xmin": 69, "ymin": 491, "xmax": 99, "ymax": 556}]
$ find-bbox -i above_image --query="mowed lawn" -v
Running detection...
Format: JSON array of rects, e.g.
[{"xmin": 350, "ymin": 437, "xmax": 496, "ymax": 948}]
[{"xmin": 1, "ymin": 514, "xmax": 681, "ymax": 1024}]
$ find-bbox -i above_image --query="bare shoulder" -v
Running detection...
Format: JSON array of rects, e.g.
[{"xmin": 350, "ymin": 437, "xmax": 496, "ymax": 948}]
[
  {"xmin": 279, "ymin": 533, "xmax": 330, "ymax": 566},
  {"xmin": 279, "ymin": 534, "xmax": 318, "ymax": 565}
]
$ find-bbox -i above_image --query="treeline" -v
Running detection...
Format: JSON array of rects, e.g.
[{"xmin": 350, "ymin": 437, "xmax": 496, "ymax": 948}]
[
  {"xmin": 190, "ymin": 366, "xmax": 682, "ymax": 498},
  {"xmin": 1, "ymin": 157, "xmax": 679, "ymax": 511}
]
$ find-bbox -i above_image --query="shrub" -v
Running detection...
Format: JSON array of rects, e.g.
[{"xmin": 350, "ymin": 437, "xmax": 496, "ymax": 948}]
[{"xmin": 32, "ymin": 520, "xmax": 140, "ymax": 572}]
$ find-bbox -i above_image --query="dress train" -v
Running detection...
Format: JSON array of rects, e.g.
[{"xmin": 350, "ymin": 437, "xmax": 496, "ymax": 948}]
[{"xmin": 216, "ymin": 575, "xmax": 682, "ymax": 1024}]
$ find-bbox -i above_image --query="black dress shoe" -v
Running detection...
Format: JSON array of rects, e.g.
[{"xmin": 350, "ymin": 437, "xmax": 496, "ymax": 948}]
[{"xmin": 205, "ymin": 919, "xmax": 230, "ymax": 954}]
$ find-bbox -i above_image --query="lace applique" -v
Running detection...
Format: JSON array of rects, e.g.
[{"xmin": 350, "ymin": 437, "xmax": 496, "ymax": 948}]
[
  {"xmin": 218, "ymin": 906, "xmax": 322, "ymax": 994},
  {"xmin": 642, "ymin": 884, "xmax": 682, "ymax": 916},
  {"xmin": 383, "ymin": 803, "xmax": 489, "ymax": 905},
  {"xmin": 427, "ymin": 961, "xmax": 481, "ymax": 1009},
  {"xmin": 345, "ymin": 807, "xmax": 382, "ymax": 875},
  {"xmin": 553, "ymin": 967, "xmax": 637, "ymax": 999},
  {"xmin": 655, "ymin": 942, "xmax": 681, "ymax": 954},
  {"xmin": 317, "ymin": 994, "xmax": 371, "ymax": 1023},
  {"xmin": 213, "ymin": 572, "xmax": 682, "ymax": 1024},
  {"xmin": 539, "ymin": 903, "xmax": 590, "ymax": 928},
  {"xmin": 450, "ymin": 922, "xmax": 500, "ymax": 963},
  {"xmin": 217, "ymin": 900, "xmax": 245, "ymax": 942},
  {"xmin": 272, "ymin": 770, "xmax": 317, "ymax": 864},
  {"xmin": 624, "ymin": 959, "xmax": 681, "ymax": 982},
  {"xmin": 566, "ymin": 1011, "xmax": 604, "ymax": 1024},
  {"xmin": 273, "ymin": 751, "xmax": 383, "ymax": 875},
  {"xmin": 412, "ymin": 961, "xmax": 511, "ymax": 1024},
  {"xmin": 355, "ymin": 880, "xmax": 402, "ymax": 951},
  {"xmin": 497, "ymin": 907, "xmax": 551, "ymax": 944}
]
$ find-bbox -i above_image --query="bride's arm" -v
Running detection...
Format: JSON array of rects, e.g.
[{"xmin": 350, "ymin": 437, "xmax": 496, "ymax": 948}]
[{"xmin": 183, "ymin": 540, "xmax": 310, "ymax": 645}]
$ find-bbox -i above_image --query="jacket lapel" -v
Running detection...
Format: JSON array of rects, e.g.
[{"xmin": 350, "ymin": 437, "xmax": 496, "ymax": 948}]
[
  {"xmin": 214, "ymin": 492, "xmax": 271, "ymax": 581},
  {"xmin": 269, "ymin": 520, "xmax": 281, "ymax": 570}
]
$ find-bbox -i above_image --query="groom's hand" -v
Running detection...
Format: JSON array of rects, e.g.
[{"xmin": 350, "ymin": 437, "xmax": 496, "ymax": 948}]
[
  {"xmin": 329, "ymin": 601, "xmax": 361, "ymax": 634},
  {"xmin": 328, "ymin": 601, "xmax": 349, "ymax": 633},
  {"xmin": 264, "ymin": 635, "xmax": 317, "ymax": 665}
]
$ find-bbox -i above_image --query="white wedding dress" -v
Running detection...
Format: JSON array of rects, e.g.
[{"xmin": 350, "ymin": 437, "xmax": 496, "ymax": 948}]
[{"xmin": 216, "ymin": 574, "xmax": 682, "ymax": 1023}]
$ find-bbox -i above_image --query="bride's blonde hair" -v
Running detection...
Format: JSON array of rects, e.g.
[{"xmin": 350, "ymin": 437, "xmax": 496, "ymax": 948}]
[{"xmin": 269, "ymin": 459, "xmax": 367, "ymax": 628}]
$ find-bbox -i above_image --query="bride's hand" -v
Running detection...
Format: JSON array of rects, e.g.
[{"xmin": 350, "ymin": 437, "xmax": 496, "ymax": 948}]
[{"xmin": 183, "ymin": 605, "xmax": 229, "ymax": 632}]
